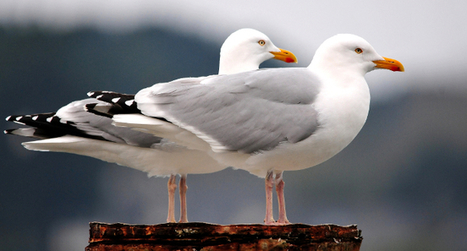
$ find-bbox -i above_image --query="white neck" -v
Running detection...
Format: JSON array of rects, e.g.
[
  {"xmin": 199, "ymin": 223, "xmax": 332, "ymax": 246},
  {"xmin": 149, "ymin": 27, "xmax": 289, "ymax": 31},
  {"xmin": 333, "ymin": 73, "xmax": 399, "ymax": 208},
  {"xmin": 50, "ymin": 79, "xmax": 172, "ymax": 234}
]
[{"xmin": 218, "ymin": 56, "xmax": 260, "ymax": 75}]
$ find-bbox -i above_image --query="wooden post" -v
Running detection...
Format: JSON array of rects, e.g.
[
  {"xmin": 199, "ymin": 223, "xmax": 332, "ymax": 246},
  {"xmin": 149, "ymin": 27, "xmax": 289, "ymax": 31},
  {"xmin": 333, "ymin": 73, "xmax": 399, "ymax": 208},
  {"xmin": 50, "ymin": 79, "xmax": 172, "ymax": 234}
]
[{"xmin": 86, "ymin": 222, "xmax": 362, "ymax": 251}]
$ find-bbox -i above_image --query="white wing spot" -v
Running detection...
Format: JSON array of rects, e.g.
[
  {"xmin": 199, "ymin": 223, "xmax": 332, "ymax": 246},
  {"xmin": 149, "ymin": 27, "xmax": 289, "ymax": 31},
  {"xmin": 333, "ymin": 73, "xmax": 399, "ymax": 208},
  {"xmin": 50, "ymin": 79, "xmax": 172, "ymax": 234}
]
[
  {"xmin": 46, "ymin": 117, "xmax": 53, "ymax": 123},
  {"xmin": 112, "ymin": 97, "xmax": 121, "ymax": 103},
  {"xmin": 32, "ymin": 116, "xmax": 39, "ymax": 120},
  {"xmin": 5, "ymin": 116, "xmax": 11, "ymax": 121},
  {"xmin": 125, "ymin": 100, "xmax": 135, "ymax": 107}
]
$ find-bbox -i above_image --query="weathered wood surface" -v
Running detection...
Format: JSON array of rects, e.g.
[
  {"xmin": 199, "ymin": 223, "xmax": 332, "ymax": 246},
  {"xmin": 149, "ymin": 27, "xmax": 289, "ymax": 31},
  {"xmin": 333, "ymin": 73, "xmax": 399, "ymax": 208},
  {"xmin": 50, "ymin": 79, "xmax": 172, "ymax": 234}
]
[{"xmin": 86, "ymin": 222, "xmax": 362, "ymax": 251}]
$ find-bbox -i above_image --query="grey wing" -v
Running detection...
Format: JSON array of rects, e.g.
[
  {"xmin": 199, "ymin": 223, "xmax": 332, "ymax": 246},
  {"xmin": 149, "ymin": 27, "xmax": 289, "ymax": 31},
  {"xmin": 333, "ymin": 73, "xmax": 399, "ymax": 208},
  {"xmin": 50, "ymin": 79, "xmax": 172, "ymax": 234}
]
[
  {"xmin": 55, "ymin": 99, "xmax": 163, "ymax": 148},
  {"xmin": 136, "ymin": 68, "xmax": 321, "ymax": 153}
]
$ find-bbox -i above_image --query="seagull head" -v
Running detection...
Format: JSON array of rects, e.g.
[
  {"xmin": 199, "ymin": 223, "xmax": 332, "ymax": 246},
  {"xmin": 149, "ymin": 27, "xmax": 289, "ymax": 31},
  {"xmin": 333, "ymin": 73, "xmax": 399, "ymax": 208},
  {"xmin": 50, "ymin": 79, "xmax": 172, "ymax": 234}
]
[
  {"xmin": 309, "ymin": 34, "xmax": 404, "ymax": 76},
  {"xmin": 219, "ymin": 28, "xmax": 297, "ymax": 75}
]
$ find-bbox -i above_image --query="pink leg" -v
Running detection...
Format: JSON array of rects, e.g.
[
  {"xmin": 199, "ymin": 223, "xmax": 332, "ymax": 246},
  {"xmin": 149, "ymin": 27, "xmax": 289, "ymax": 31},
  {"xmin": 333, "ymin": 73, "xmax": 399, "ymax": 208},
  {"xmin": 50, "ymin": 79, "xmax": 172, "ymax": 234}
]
[
  {"xmin": 264, "ymin": 170, "xmax": 275, "ymax": 224},
  {"xmin": 166, "ymin": 175, "xmax": 177, "ymax": 223},
  {"xmin": 179, "ymin": 174, "xmax": 188, "ymax": 223},
  {"xmin": 275, "ymin": 171, "xmax": 290, "ymax": 224}
]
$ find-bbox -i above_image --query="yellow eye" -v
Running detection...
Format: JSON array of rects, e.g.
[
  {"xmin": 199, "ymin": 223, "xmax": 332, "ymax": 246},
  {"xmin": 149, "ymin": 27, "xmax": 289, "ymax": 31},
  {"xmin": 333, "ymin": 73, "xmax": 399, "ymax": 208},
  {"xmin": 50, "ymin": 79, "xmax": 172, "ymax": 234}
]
[
  {"xmin": 355, "ymin": 48, "xmax": 363, "ymax": 54},
  {"xmin": 258, "ymin": 40, "xmax": 266, "ymax": 46}
]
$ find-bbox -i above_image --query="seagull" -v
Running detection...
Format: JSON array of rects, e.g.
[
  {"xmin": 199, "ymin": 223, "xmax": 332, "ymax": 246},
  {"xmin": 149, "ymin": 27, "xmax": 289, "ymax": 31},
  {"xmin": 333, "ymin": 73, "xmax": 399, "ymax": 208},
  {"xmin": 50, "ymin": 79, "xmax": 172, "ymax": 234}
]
[
  {"xmin": 219, "ymin": 28, "xmax": 297, "ymax": 74},
  {"xmin": 5, "ymin": 28, "xmax": 297, "ymax": 223},
  {"xmin": 91, "ymin": 34, "xmax": 404, "ymax": 225}
]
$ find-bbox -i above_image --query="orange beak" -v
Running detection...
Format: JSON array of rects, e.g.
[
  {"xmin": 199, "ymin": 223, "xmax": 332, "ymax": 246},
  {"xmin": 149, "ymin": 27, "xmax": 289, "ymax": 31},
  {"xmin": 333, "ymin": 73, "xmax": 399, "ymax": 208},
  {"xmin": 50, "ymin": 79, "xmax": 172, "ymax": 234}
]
[
  {"xmin": 270, "ymin": 48, "xmax": 298, "ymax": 63},
  {"xmin": 373, "ymin": 57, "xmax": 405, "ymax": 72}
]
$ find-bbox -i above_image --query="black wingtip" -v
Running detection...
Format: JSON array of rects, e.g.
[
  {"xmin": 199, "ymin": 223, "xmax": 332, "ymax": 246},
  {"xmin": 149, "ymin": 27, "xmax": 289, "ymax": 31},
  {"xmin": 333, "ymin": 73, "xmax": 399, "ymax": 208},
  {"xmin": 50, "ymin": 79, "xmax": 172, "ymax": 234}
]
[
  {"xmin": 85, "ymin": 103, "xmax": 114, "ymax": 118},
  {"xmin": 87, "ymin": 91, "xmax": 140, "ymax": 115},
  {"xmin": 84, "ymin": 103, "xmax": 97, "ymax": 111},
  {"xmin": 6, "ymin": 115, "xmax": 21, "ymax": 122}
]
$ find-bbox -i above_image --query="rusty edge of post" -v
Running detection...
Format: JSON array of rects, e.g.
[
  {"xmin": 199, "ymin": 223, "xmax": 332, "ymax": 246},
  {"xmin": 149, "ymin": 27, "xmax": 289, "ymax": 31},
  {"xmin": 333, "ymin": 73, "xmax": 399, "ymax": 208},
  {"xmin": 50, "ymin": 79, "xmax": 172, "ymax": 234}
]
[{"xmin": 86, "ymin": 222, "xmax": 362, "ymax": 251}]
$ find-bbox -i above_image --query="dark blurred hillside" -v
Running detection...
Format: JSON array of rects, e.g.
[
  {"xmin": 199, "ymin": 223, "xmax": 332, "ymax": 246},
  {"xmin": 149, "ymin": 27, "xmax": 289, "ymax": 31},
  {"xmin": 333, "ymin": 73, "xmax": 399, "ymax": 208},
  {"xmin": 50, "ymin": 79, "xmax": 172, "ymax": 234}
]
[
  {"xmin": 1, "ymin": 27, "xmax": 466, "ymax": 251},
  {"xmin": 0, "ymin": 27, "xmax": 219, "ymax": 113}
]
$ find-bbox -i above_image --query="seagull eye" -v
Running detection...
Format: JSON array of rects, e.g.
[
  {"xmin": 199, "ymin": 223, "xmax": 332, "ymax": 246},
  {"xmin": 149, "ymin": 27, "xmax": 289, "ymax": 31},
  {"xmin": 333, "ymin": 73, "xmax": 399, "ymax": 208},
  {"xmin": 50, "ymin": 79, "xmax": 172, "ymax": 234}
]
[
  {"xmin": 355, "ymin": 48, "xmax": 363, "ymax": 54},
  {"xmin": 258, "ymin": 40, "xmax": 266, "ymax": 46}
]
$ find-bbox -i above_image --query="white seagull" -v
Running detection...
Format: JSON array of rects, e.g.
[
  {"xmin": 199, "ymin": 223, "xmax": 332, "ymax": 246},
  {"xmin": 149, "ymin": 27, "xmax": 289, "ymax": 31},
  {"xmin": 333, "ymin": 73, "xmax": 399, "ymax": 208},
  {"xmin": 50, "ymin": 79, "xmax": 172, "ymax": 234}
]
[
  {"xmin": 5, "ymin": 28, "xmax": 297, "ymax": 223},
  {"xmin": 93, "ymin": 34, "xmax": 404, "ymax": 224}
]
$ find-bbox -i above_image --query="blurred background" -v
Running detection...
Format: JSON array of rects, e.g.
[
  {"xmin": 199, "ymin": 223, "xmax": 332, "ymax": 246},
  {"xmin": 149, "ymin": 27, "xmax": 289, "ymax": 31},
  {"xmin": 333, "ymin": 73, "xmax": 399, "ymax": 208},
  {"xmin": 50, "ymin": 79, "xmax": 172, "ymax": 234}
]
[{"xmin": 1, "ymin": 1, "xmax": 466, "ymax": 250}]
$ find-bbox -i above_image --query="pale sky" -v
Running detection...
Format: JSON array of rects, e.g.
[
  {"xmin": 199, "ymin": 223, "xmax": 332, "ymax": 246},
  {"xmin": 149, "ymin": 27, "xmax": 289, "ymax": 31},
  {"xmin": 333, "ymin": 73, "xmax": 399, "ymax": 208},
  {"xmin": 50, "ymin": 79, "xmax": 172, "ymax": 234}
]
[{"xmin": 1, "ymin": 0, "xmax": 466, "ymax": 101}]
